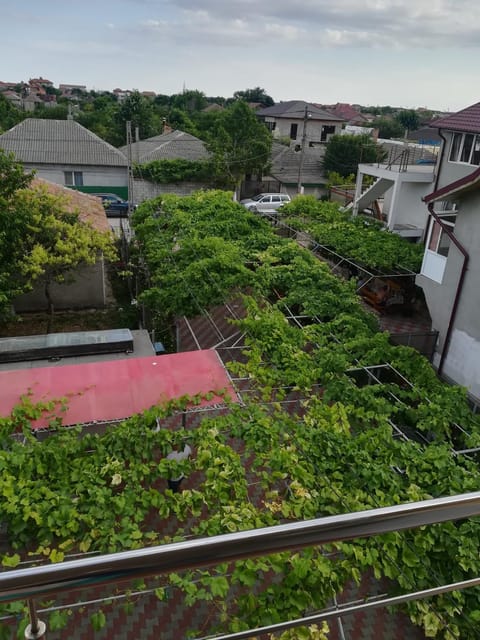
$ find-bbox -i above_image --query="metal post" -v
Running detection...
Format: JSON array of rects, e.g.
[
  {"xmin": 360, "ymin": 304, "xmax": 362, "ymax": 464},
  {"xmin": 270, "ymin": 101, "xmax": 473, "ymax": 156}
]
[
  {"xmin": 297, "ymin": 105, "xmax": 310, "ymax": 194},
  {"xmin": 24, "ymin": 599, "xmax": 46, "ymax": 639}
]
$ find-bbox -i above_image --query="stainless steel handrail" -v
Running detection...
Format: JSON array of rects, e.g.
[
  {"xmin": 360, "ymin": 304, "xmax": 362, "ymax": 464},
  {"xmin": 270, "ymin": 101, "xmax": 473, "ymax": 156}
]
[{"xmin": 1, "ymin": 491, "xmax": 480, "ymax": 603}]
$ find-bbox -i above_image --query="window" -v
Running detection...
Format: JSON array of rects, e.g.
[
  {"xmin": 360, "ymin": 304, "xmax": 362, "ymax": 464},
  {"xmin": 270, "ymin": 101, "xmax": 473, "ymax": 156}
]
[
  {"xmin": 290, "ymin": 123, "xmax": 298, "ymax": 140},
  {"xmin": 449, "ymin": 133, "xmax": 480, "ymax": 165},
  {"xmin": 64, "ymin": 171, "xmax": 84, "ymax": 186},
  {"xmin": 426, "ymin": 213, "xmax": 457, "ymax": 258}
]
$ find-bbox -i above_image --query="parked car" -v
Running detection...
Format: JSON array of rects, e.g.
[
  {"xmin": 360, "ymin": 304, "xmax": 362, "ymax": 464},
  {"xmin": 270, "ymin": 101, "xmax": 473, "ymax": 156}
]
[
  {"xmin": 240, "ymin": 193, "xmax": 291, "ymax": 214},
  {"xmin": 92, "ymin": 193, "xmax": 132, "ymax": 217}
]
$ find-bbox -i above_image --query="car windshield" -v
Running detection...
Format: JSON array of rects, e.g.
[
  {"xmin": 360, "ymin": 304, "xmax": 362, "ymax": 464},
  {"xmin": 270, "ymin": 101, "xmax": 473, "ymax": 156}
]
[{"xmin": 252, "ymin": 194, "xmax": 264, "ymax": 201}]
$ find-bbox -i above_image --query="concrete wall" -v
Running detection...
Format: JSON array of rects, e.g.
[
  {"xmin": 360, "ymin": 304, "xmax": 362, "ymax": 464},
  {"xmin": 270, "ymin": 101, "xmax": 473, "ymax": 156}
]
[
  {"xmin": 416, "ymin": 190, "xmax": 480, "ymax": 400},
  {"xmin": 132, "ymin": 179, "xmax": 211, "ymax": 203},
  {"xmin": 14, "ymin": 260, "xmax": 110, "ymax": 312},
  {"xmin": 391, "ymin": 181, "xmax": 431, "ymax": 229},
  {"xmin": 24, "ymin": 164, "xmax": 128, "ymax": 188},
  {"xmin": 437, "ymin": 132, "xmax": 480, "ymax": 187},
  {"xmin": 266, "ymin": 118, "xmax": 341, "ymax": 145}
]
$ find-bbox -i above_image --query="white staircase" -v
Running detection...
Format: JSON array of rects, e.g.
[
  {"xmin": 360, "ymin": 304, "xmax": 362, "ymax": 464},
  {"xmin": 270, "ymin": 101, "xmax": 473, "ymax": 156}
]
[{"xmin": 353, "ymin": 177, "xmax": 393, "ymax": 214}]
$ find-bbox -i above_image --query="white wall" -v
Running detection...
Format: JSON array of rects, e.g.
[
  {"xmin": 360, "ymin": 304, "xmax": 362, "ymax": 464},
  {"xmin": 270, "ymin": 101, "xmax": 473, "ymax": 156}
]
[{"xmin": 24, "ymin": 164, "xmax": 128, "ymax": 187}]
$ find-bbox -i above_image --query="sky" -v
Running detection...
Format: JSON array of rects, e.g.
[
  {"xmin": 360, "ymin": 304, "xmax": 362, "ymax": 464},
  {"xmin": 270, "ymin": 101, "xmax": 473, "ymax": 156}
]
[{"xmin": 2, "ymin": 0, "xmax": 480, "ymax": 112}]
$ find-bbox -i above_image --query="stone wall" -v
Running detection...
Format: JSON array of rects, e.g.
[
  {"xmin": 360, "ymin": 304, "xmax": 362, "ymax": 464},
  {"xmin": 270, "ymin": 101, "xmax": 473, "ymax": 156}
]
[{"xmin": 132, "ymin": 179, "xmax": 211, "ymax": 204}]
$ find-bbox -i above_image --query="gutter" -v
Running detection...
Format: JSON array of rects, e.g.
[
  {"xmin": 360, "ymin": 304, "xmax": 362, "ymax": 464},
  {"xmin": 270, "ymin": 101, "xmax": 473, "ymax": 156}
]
[{"xmin": 426, "ymin": 202, "xmax": 469, "ymax": 376}]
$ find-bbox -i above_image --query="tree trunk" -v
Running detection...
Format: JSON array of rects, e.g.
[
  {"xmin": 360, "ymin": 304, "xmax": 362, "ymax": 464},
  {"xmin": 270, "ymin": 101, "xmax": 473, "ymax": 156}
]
[{"xmin": 45, "ymin": 280, "xmax": 54, "ymax": 333}]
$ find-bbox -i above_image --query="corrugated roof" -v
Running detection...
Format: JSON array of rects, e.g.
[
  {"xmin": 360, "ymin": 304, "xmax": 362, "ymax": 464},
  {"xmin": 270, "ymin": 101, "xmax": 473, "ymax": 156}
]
[
  {"xmin": 31, "ymin": 178, "xmax": 111, "ymax": 233},
  {"xmin": 119, "ymin": 130, "xmax": 210, "ymax": 163},
  {"xmin": 0, "ymin": 351, "xmax": 238, "ymax": 428},
  {"xmin": 256, "ymin": 100, "xmax": 343, "ymax": 122},
  {"xmin": 0, "ymin": 119, "xmax": 128, "ymax": 166},
  {"xmin": 431, "ymin": 102, "xmax": 480, "ymax": 134}
]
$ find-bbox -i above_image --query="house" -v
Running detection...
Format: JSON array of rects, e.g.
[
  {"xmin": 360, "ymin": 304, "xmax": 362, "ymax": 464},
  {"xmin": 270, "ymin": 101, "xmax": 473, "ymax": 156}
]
[
  {"xmin": 322, "ymin": 102, "xmax": 370, "ymax": 126},
  {"xmin": 119, "ymin": 129, "xmax": 210, "ymax": 164},
  {"xmin": 119, "ymin": 129, "xmax": 212, "ymax": 203},
  {"xmin": 351, "ymin": 138, "xmax": 439, "ymax": 239},
  {"xmin": 14, "ymin": 178, "xmax": 113, "ymax": 312},
  {"xmin": 415, "ymin": 101, "xmax": 480, "ymax": 402},
  {"xmin": 251, "ymin": 141, "xmax": 327, "ymax": 199},
  {"xmin": 0, "ymin": 118, "xmax": 128, "ymax": 196},
  {"xmin": 256, "ymin": 100, "xmax": 343, "ymax": 147}
]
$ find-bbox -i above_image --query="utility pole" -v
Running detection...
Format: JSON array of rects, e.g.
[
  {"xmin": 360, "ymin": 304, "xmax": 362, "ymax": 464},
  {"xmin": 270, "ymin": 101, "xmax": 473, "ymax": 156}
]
[
  {"xmin": 126, "ymin": 120, "xmax": 134, "ymax": 216},
  {"xmin": 297, "ymin": 105, "xmax": 310, "ymax": 194}
]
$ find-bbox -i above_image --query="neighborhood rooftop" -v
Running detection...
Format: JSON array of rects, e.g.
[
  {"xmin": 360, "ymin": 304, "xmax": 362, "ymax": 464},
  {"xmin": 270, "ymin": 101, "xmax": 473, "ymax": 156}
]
[
  {"xmin": 118, "ymin": 129, "xmax": 210, "ymax": 163},
  {"xmin": 430, "ymin": 101, "xmax": 480, "ymax": 134},
  {"xmin": 0, "ymin": 118, "xmax": 128, "ymax": 166},
  {"xmin": 256, "ymin": 100, "xmax": 344, "ymax": 121}
]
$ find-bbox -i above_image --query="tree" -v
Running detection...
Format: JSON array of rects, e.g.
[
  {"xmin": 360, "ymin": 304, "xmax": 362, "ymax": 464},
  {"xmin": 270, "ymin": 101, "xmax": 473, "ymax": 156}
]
[
  {"xmin": 0, "ymin": 151, "xmax": 116, "ymax": 320},
  {"xmin": 323, "ymin": 134, "xmax": 383, "ymax": 177},
  {"xmin": 115, "ymin": 91, "xmax": 161, "ymax": 144},
  {"xmin": 371, "ymin": 117, "xmax": 404, "ymax": 140},
  {"xmin": 14, "ymin": 184, "xmax": 117, "ymax": 318},
  {"xmin": 232, "ymin": 87, "xmax": 274, "ymax": 107},
  {"xmin": 0, "ymin": 151, "xmax": 35, "ymax": 315},
  {"xmin": 206, "ymin": 100, "xmax": 272, "ymax": 190},
  {"xmin": 0, "ymin": 94, "xmax": 24, "ymax": 133},
  {"xmin": 395, "ymin": 109, "xmax": 420, "ymax": 137}
]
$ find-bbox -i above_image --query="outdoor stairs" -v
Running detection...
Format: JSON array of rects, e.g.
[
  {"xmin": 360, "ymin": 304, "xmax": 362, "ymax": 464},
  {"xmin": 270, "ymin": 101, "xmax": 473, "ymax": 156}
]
[{"xmin": 353, "ymin": 177, "xmax": 393, "ymax": 213}]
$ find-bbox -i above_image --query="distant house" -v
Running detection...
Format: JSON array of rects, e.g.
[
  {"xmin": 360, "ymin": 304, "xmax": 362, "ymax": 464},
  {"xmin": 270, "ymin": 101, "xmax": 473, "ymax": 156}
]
[
  {"xmin": 253, "ymin": 141, "xmax": 327, "ymax": 199},
  {"xmin": 323, "ymin": 103, "xmax": 370, "ymax": 126},
  {"xmin": 0, "ymin": 118, "xmax": 128, "ymax": 197},
  {"xmin": 256, "ymin": 100, "xmax": 343, "ymax": 147},
  {"xmin": 415, "ymin": 101, "xmax": 480, "ymax": 401},
  {"xmin": 351, "ymin": 139, "xmax": 438, "ymax": 239},
  {"xmin": 14, "ymin": 179, "xmax": 113, "ymax": 313},
  {"xmin": 119, "ymin": 130, "xmax": 211, "ymax": 203},
  {"xmin": 119, "ymin": 129, "xmax": 210, "ymax": 164}
]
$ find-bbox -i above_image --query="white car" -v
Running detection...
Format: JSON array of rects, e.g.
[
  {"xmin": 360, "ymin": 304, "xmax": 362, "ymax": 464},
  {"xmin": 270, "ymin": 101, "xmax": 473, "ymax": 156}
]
[{"xmin": 240, "ymin": 193, "xmax": 291, "ymax": 214}]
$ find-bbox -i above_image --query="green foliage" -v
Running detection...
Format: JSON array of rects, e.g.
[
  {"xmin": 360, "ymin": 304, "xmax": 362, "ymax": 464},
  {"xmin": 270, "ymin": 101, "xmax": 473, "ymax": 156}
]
[
  {"xmin": 396, "ymin": 109, "xmax": 421, "ymax": 135},
  {"xmin": 8, "ymin": 182, "xmax": 117, "ymax": 314},
  {"xmin": 2, "ymin": 188, "xmax": 480, "ymax": 640},
  {"xmin": 232, "ymin": 87, "xmax": 274, "ymax": 107},
  {"xmin": 371, "ymin": 117, "xmax": 404, "ymax": 139},
  {"xmin": 281, "ymin": 196, "xmax": 424, "ymax": 272},
  {"xmin": 206, "ymin": 100, "xmax": 272, "ymax": 188},
  {"xmin": 135, "ymin": 158, "xmax": 213, "ymax": 184},
  {"xmin": 323, "ymin": 134, "xmax": 385, "ymax": 177}
]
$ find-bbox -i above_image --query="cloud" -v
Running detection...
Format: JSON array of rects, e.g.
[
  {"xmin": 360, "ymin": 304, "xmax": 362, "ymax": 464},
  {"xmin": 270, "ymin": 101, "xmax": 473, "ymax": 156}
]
[{"xmin": 132, "ymin": 0, "xmax": 480, "ymax": 49}]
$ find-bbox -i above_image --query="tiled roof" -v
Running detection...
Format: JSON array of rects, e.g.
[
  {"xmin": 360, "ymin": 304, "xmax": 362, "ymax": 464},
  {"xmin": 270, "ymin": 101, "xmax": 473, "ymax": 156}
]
[
  {"xmin": 321, "ymin": 103, "xmax": 368, "ymax": 123},
  {"xmin": 30, "ymin": 178, "xmax": 111, "ymax": 233},
  {"xmin": 268, "ymin": 143, "xmax": 327, "ymax": 185},
  {"xmin": 256, "ymin": 100, "xmax": 343, "ymax": 122},
  {"xmin": 119, "ymin": 130, "xmax": 210, "ymax": 163},
  {"xmin": 430, "ymin": 102, "xmax": 480, "ymax": 134},
  {"xmin": 0, "ymin": 119, "xmax": 128, "ymax": 167}
]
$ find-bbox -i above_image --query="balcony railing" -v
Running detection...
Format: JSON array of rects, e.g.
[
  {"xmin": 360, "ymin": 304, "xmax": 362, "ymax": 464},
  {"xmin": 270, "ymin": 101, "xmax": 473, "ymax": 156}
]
[{"xmin": 2, "ymin": 492, "xmax": 480, "ymax": 639}]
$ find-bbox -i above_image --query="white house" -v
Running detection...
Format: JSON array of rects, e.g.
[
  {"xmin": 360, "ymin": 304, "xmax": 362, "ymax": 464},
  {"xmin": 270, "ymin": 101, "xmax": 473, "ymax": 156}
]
[
  {"xmin": 415, "ymin": 101, "xmax": 480, "ymax": 402},
  {"xmin": 0, "ymin": 118, "xmax": 128, "ymax": 195}
]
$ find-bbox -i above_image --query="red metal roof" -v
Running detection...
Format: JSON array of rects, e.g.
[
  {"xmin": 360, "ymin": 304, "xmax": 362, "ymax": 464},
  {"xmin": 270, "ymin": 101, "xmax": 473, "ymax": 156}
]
[
  {"xmin": 0, "ymin": 351, "xmax": 237, "ymax": 429},
  {"xmin": 432, "ymin": 102, "xmax": 480, "ymax": 134}
]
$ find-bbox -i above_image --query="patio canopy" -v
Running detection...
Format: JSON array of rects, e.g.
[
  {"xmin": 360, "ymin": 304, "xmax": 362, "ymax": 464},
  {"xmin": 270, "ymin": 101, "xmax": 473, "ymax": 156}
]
[{"xmin": 0, "ymin": 350, "xmax": 237, "ymax": 429}]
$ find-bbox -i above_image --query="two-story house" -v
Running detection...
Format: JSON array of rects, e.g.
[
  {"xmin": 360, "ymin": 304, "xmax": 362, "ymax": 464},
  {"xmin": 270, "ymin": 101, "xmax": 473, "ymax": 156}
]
[
  {"xmin": 256, "ymin": 100, "xmax": 343, "ymax": 147},
  {"xmin": 0, "ymin": 118, "xmax": 128, "ymax": 197},
  {"xmin": 415, "ymin": 101, "xmax": 480, "ymax": 402}
]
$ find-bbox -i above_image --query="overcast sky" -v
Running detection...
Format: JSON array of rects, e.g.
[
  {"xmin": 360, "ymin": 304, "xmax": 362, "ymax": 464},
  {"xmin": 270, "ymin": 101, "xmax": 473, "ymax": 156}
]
[{"xmin": 2, "ymin": 0, "xmax": 479, "ymax": 111}]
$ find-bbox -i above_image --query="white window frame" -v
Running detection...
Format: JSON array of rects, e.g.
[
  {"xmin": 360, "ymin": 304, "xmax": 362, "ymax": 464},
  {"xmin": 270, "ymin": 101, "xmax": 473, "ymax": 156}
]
[
  {"xmin": 64, "ymin": 171, "xmax": 84, "ymax": 186},
  {"xmin": 448, "ymin": 132, "xmax": 480, "ymax": 166},
  {"xmin": 420, "ymin": 210, "xmax": 457, "ymax": 283}
]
